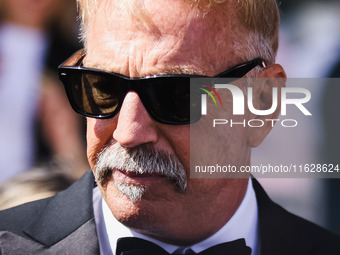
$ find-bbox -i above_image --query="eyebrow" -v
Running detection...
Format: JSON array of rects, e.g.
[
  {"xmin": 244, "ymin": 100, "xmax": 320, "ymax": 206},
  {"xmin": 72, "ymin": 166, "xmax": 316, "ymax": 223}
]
[
  {"xmin": 87, "ymin": 63, "xmax": 207, "ymax": 77},
  {"xmin": 155, "ymin": 67, "xmax": 207, "ymax": 76},
  {"xmin": 81, "ymin": 49, "xmax": 210, "ymax": 77}
]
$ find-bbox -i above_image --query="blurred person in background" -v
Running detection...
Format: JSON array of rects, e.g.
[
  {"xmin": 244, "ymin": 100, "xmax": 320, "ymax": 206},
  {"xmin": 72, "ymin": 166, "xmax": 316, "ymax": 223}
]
[
  {"xmin": 0, "ymin": 163, "xmax": 74, "ymax": 210},
  {"xmin": 0, "ymin": 0, "xmax": 88, "ymax": 183}
]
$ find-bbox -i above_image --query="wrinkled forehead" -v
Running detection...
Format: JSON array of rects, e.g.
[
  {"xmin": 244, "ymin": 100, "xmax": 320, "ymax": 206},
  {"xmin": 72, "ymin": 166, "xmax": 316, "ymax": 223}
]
[
  {"xmin": 88, "ymin": 0, "xmax": 236, "ymax": 31},
  {"xmin": 88, "ymin": 1, "xmax": 196, "ymax": 42},
  {"xmin": 85, "ymin": 0, "xmax": 241, "ymax": 76}
]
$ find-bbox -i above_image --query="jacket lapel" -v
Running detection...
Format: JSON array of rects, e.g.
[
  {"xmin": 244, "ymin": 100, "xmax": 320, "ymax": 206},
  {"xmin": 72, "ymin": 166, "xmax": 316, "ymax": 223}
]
[{"xmin": 22, "ymin": 170, "xmax": 99, "ymax": 254}]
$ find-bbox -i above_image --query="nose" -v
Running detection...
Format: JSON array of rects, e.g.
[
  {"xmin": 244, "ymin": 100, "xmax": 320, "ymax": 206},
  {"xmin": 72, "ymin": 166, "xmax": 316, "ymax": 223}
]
[{"xmin": 113, "ymin": 91, "xmax": 159, "ymax": 148}]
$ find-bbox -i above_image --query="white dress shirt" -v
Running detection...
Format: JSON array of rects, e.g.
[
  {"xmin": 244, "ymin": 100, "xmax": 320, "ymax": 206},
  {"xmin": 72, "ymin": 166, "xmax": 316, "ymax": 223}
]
[{"xmin": 93, "ymin": 178, "xmax": 259, "ymax": 255}]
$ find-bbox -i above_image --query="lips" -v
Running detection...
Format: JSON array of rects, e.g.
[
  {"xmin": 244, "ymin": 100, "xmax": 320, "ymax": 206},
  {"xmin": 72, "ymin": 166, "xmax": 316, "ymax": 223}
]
[
  {"xmin": 112, "ymin": 169, "xmax": 165, "ymax": 186},
  {"xmin": 122, "ymin": 171, "xmax": 164, "ymax": 178}
]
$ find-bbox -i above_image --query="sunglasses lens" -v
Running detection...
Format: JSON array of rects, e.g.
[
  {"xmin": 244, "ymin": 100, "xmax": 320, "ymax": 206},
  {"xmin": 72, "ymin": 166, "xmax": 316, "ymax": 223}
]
[
  {"xmin": 143, "ymin": 77, "xmax": 201, "ymax": 124},
  {"xmin": 66, "ymin": 71, "xmax": 122, "ymax": 117},
  {"xmin": 60, "ymin": 50, "xmax": 263, "ymax": 125},
  {"xmin": 61, "ymin": 70, "xmax": 202, "ymax": 124}
]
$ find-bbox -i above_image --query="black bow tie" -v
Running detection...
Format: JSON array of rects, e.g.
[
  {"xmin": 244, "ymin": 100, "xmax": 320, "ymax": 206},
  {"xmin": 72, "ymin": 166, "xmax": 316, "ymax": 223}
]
[{"xmin": 116, "ymin": 237, "xmax": 252, "ymax": 255}]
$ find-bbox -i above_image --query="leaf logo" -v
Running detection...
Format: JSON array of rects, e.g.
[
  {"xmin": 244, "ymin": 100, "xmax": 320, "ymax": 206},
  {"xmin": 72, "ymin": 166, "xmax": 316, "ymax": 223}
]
[{"xmin": 199, "ymin": 84, "xmax": 223, "ymax": 106}]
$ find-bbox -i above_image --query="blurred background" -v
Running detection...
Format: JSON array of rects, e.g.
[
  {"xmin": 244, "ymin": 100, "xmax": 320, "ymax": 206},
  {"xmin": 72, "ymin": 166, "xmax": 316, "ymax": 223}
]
[
  {"xmin": 254, "ymin": 0, "xmax": 340, "ymax": 236},
  {"xmin": 0, "ymin": 0, "xmax": 86, "ymax": 206},
  {"xmin": 0, "ymin": 0, "xmax": 339, "ymax": 236}
]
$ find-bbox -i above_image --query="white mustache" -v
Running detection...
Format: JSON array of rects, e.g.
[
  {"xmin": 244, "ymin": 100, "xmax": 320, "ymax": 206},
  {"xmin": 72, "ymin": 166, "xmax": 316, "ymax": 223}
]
[{"xmin": 94, "ymin": 143, "xmax": 187, "ymax": 192}]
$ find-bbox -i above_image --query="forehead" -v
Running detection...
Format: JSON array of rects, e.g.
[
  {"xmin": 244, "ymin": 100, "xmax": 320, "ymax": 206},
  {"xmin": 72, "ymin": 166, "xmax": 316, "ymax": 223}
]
[{"xmin": 85, "ymin": 0, "xmax": 241, "ymax": 77}]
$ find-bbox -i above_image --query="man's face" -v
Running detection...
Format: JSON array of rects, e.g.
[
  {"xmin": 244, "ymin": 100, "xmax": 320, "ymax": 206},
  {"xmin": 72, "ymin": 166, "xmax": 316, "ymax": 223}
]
[{"xmin": 85, "ymin": 0, "xmax": 251, "ymax": 244}]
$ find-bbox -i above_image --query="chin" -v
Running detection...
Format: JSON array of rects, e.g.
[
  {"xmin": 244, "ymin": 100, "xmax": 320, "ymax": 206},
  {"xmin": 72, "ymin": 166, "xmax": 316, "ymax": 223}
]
[
  {"xmin": 99, "ymin": 180, "xmax": 152, "ymax": 223},
  {"xmin": 100, "ymin": 179, "xmax": 182, "ymax": 232}
]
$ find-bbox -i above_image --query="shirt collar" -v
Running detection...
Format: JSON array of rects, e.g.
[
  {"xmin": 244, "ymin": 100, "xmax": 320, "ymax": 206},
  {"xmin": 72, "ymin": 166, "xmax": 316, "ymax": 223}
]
[{"xmin": 93, "ymin": 178, "xmax": 259, "ymax": 255}]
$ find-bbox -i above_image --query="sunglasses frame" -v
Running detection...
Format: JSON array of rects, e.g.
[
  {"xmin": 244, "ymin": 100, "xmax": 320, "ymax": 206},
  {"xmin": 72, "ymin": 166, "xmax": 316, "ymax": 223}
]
[{"xmin": 58, "ymin": 49, "xmax": 266, "ymax": 125}]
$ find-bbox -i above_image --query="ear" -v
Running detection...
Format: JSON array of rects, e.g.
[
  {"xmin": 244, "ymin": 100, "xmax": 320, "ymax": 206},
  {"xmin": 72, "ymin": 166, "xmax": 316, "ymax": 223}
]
[{"xmin": 247, "ymin": 64, "xmax": 287, "ymax": 147}]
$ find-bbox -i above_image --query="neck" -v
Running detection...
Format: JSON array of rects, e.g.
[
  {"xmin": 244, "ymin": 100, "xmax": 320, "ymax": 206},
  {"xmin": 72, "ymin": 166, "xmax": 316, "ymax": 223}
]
[{"xmin": 133, "ymin": 178, "xmax": 249, "ymax": 246}]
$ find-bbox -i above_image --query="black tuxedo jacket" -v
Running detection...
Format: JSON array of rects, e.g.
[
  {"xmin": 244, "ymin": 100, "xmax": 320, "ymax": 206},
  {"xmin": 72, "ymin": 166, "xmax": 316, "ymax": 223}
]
[{"xmin": 0, "ymin": 170, "xmax": 339, "ymax": 254}]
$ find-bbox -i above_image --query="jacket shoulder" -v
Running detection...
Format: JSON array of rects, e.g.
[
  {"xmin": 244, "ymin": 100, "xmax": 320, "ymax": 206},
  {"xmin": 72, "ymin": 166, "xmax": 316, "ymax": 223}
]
[
  {"xmin": 272, "ymin": 200, "xmax": 340, "ymax": 254},
  {"xmin": 0, "ymin": 198, "xmax": 50, "ymax": 237},
  {"xmin": 253, "ymin": 179, "xmax": 340, "ymax": 255},
  {"xmin": 0, "ymin": 169, "xmax": 95, "ymax": 241}
]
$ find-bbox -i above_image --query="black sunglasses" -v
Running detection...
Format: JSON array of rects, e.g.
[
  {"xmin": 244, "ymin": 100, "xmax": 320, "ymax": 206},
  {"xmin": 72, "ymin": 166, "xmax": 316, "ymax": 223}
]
[{"xmin": 58, "ymin": 49, "xmax": 265, "ymax": 125}]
